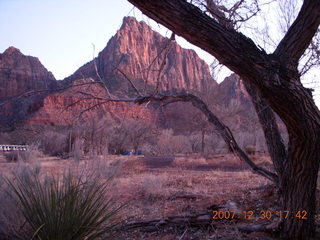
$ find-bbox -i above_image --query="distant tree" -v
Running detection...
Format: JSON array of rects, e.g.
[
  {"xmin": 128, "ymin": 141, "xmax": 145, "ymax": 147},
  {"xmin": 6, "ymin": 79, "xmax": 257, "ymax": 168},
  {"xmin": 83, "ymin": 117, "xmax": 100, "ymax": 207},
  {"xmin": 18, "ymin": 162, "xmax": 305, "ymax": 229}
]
[
  {"xmin": 128, "ymin": 0, "xmax": 320, "ymax": 238},
  {"xmin": 108, "ymin": 115, "xmax": 154, "ymax": 154}
]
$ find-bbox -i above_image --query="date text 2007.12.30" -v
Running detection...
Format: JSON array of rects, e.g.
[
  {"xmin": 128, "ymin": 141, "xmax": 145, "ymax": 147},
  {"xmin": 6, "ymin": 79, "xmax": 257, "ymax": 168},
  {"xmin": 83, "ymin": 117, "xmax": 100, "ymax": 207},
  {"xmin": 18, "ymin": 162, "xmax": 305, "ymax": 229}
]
[{"xmin": 212, "ymin": 210, "xmax": 307, "ymax": 220}]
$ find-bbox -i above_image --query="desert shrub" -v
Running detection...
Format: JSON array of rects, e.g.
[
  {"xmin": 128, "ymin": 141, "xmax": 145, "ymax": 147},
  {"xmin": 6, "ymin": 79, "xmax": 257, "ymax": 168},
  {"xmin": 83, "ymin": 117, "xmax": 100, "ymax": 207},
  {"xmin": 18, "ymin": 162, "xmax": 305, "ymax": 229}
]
[
  {"xmin": 18, "ymin": 144, "xmax": 43, "ymax": 162},
  {"xmin": 4, "ymin": 152, "xmax": 18, "ymax": 162},
  {"xmin": 0, "ymin": 163, "xmax": 41, "ymax": 239},
  {"xmin": 152, "ymin": 129, "xmax": 192, "ymax": 155},
  {"xmin": 138, "ymin": 174, "xmax": 170, "ymax": 201},
  {"xmin": 188, "ymin": 132, "xmax": 202, "ymax": 153},
  {"xmin": 38, "ymin": 131, "xmax": 69, "ymax": 156},
  {"xmin": 5, "ymin": 169, "xmax": 123, "ymax": 240},
  {"xmin": 141, "ymin": 143, "xmax": 157, "ymax": 156},
  {"xmin": 204, "ymin": 134, "xmax": 228, "ymax": 156},
  {"xmin": 4, "ymin": 145, "xmax": 43, "ymax": 163},
  {"xmin": 245, "ymin": 145, "xmax": 256, "ymax": 155}
]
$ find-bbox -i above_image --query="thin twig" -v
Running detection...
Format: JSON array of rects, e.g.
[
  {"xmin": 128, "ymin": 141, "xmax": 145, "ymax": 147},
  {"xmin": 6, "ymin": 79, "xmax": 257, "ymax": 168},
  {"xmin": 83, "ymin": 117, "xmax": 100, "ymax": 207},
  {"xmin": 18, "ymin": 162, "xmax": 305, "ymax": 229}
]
[
  {"xmin": 116, "ymin": 68, "xmax": 142, "ymax": 96},
  {"xmin": 91, "ymin": 43, "xmax": 113, "ymax": 98}
]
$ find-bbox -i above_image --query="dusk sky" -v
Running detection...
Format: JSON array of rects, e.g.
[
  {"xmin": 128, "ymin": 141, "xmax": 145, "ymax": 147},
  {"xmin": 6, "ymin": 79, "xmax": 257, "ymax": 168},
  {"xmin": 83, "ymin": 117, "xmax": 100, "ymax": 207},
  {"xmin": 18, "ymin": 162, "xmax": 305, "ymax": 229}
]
[
  {"xmin": 0, "ymin": 0, "xmax": 319, "ymax": 106},
  {"xmin": 0, "ymin": 0, "xmax": 213, "ymax": 80}
]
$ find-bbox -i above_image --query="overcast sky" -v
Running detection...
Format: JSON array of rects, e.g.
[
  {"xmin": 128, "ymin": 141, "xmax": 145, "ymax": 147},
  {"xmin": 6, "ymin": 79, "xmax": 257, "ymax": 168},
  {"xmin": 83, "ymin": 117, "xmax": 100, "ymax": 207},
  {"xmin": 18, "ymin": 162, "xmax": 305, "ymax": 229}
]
[{"xmin": 0, "ymin": 0, "xmax": 319, "ymax": 106}]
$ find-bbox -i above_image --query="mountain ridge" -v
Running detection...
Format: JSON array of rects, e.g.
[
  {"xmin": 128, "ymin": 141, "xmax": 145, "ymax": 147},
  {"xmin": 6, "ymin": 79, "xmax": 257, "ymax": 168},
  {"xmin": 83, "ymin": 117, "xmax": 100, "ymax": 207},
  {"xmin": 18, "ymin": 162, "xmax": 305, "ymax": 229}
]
[{"xmin": 0, "ymin": 16, "xmax": 249, "ymax": 131}]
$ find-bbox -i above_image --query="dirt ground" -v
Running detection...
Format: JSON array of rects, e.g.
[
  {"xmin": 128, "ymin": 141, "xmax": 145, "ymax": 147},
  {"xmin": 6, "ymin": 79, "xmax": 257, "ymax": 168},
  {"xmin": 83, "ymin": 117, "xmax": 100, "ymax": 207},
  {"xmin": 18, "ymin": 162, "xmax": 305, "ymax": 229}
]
[{"xmin": 0, "ymin": 153, "xmax": 319, "ymax": 240}]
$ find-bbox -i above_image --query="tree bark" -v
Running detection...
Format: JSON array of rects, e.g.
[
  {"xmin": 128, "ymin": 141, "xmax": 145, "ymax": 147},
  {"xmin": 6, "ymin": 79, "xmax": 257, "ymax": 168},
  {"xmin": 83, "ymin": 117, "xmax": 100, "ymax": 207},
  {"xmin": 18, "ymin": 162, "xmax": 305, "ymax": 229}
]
[
  {"xmin": 243, "ymin": 81, "xmax": 287, "ymax": 180},
  {"xmin": 128, "ymin": 0, "xmax": 320, "ymax": 238},
  {"xmin": 279, "ymin": 127, "xmax": 320, "ymax": 238},
  {"xmin": 201, "ymin": 128, "xmax": 205, "ymax": 154}
]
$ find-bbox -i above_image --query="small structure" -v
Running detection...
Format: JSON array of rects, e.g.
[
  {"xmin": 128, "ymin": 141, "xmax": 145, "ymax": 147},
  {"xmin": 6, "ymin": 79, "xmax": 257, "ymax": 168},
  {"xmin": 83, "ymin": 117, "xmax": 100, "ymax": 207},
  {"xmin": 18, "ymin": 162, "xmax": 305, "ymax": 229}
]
[{"xmin": 0, "ymin": 145, "xmax": 29, "ymax": 151}]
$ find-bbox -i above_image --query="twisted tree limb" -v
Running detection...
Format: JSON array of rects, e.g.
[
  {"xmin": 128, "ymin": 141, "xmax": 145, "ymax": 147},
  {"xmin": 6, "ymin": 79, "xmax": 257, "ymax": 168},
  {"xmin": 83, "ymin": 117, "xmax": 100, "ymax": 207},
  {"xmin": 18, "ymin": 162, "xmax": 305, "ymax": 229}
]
[{"xmin": 135, "ymin": 93, "xmax": 278, "ymax": 183}]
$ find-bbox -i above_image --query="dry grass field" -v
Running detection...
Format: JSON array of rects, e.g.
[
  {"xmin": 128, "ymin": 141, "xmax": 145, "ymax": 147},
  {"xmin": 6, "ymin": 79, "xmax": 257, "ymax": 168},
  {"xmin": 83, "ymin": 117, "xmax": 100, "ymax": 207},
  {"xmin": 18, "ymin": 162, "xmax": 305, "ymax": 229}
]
[{"xmin": 0, "ymin": 153, "xmax": 319, "ymax": 239}]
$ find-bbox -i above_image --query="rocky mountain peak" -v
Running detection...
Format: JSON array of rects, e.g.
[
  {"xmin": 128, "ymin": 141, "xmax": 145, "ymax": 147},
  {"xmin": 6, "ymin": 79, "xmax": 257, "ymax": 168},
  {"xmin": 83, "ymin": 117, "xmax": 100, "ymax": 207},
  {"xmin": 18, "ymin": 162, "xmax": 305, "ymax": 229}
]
[
  {"xmin": 120, "ymin": 16, "xmax": 148, "ymax": 31},
  {"xmin": 0, "ymin": 47, "xmax": 59, "ymax": 125},
  {"xmin": 0, "ymin": 47, "xmax": 57, "ymax": 98},
  {"xmin": 2, "ymin": 46, "xmax": 23, "ymax": 56},
  {"xmin": 65, "ymin": 16, "xmax": 216, "ymax": 94}
]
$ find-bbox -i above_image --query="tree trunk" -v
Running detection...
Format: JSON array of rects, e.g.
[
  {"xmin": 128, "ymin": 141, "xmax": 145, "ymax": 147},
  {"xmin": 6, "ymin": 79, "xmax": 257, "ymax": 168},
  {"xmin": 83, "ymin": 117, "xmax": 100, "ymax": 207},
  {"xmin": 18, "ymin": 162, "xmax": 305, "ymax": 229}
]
[
  {"xmin": 127, "ymin": 0, "xmax": 320, "ymax": 238},
  {"xmin": 279, "ymin": 131, "xmax": 320, "ymax": 239},
  {"xmin": 201, "ymin": 128, "xmax": 205, "ymax": 153},
  {"xmin": 243, "ymin": 81, "xmax": 287, "ymax": 179}
]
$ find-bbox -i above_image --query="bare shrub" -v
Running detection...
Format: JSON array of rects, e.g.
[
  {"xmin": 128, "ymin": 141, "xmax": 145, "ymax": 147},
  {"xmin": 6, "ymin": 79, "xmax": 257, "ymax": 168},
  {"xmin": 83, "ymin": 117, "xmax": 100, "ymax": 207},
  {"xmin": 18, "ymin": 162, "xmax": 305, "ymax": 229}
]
[
  {"xmin": 188, "ymin": 132, "xmax": 202, "ymax": 153},
  {"xmin": 18, "ymin": 144, "xmax": 43, "ymax": 162},
  {"xmin": 204, "ymin": 133, "xmax": 228, "ymax": 157},
  {"xmin": 80, "ymin": 158, "xmax": 123, "ymax": 180},
  {"xmin": 71, "ymin": 137, "xmax": 84, "ymax": 162},
  {"xmin": 108, "ymin": 116, "xmax": 154, "ymax": 154},
  {"xmin": 38, "ymin": 131, "xmax": 69, "ymax": 156},
  {"xmin": 0, "ymin": 132, "xmax": 13, "ymax": 144},
  {"xmin": 138, "ymin": 173, "xmax": 170, "ymax": 201},
  {"xmin": 3, "ymin": 152, "xmax": 18, "ymax": 162},
  {"xmin": 152, "ymin": 129, "xmax": 192, "ymax": 155},
  {"xmin": 245, "ymin": 145, "xmax": 257, "ymax": 155},
  {"xmin": 74, "ymin": 118, "xmax": 109, "ymax": 157}
]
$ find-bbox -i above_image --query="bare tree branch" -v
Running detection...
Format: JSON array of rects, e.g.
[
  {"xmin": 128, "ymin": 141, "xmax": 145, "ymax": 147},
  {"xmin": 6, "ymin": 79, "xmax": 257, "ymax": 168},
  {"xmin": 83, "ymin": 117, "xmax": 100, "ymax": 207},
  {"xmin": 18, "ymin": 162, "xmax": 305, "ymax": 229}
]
[
  {"xmin": 153, "ymin": 33, "xmax": 175, "ymax": 94},
  {"xmin": 92, "ymin": 43, "xmax": 113, "ymax": 98},
  {"xmin": 134, "ymin": 93, "xmax": 278, "ymax": 183},
  {"xmin": 274, "ymin": 0, "xmax": 320, "ymax": 65},
  {"xmin": 116, "ymin": 68, "xmax": 142, "ymax": 96},
  {"xmin": 0, "ymin": 82, "xmax": 101, "ymax": 107}
]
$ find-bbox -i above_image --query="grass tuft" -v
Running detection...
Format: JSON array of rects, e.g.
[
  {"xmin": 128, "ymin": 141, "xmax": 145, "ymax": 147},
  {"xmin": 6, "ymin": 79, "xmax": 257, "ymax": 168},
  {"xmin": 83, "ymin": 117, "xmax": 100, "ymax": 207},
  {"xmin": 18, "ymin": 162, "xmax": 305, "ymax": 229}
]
[{"xmin": 5, "ymin": 169, "xmax": 123, "ymax": 240}]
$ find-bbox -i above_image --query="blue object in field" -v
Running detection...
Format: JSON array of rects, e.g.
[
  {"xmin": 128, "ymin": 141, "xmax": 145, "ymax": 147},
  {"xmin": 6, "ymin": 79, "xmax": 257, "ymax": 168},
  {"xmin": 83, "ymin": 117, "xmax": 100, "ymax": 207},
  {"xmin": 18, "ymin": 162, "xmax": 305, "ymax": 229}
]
[{"xmin": 122, "ymin": 150, "xmax": 142, "ymax": 155}]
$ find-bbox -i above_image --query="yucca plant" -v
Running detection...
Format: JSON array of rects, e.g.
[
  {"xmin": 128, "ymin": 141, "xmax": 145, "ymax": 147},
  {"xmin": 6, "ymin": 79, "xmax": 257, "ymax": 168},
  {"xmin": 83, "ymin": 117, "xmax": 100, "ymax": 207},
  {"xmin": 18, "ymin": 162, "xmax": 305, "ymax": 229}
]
[{"xmin": 5, "ymin": 169, "xmax": 123, "ymax": 240}]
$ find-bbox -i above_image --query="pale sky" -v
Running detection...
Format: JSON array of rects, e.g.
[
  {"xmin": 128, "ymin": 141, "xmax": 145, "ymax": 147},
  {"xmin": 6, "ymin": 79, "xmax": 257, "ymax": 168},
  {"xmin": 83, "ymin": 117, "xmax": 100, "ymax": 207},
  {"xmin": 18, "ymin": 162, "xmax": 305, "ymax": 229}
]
[
  {"xmin": 0, "ymin": 0, "xmax": 214, "ymax": 80},
  {"xmin": 0, "ymin": 0, "xmax": 319, "ymax": 106}
]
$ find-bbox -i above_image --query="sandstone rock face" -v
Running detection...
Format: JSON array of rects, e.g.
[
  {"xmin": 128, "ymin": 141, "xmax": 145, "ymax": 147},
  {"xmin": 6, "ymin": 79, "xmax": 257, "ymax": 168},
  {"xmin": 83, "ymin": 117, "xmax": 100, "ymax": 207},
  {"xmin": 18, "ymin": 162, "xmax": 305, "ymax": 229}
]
[
  {"xmin": 0, "ymin": 47, "xmax": 58, "ymax": 126},
  {"xmin": 27, "ymin": 17, "xmax": 217, "ymax": 127},
  {"xmin": 215, "ymin": 74, "xmax": 251, "ymax": 108},
  {"xmin": 65, "ymin": 17, "xmax": 215, "ymax": 94},
  {"xmin": 1, "ymin": 17, "xmax": 241, "ymax": 130},
  {"xmin": 27, "ymin": 78, "xmax": 155, "ymax": 126},
  {"xmin": 0, "ymin": 47, "xmax": 57, "ymax": 98}
]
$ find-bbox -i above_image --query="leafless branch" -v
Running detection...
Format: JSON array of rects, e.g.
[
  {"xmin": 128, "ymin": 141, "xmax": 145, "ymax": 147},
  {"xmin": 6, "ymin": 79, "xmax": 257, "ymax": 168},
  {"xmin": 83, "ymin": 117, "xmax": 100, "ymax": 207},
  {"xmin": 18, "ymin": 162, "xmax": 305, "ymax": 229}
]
[
  {"xmin": 91, "ymin": 43, "xmax": 113, "ymax": 98},
  {"xmin": 116, "ymin": 68, "xmax": 142, "ymax": 96},
  {"xmin": 192, "ymin": 0, "xmax": 261, "ymax": 30},
  {"xmin": 153, "ymin": 33, "xmax": 175, "ymax": 94},
  {"xmin": 0, "ymin": 82, "xmax": 101, "ymax": 107},
  {"xmin": 134, "ymin": 93, "xmax": 278, "ymax": 182}
]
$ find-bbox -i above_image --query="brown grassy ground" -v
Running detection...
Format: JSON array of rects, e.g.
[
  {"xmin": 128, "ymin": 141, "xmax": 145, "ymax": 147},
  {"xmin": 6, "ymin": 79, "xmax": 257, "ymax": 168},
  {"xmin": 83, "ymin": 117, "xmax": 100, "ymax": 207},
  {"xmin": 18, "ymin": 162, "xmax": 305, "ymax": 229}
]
[{"xmin": 0, "ymin": 153, "xmax": 319, "ymax": 240}]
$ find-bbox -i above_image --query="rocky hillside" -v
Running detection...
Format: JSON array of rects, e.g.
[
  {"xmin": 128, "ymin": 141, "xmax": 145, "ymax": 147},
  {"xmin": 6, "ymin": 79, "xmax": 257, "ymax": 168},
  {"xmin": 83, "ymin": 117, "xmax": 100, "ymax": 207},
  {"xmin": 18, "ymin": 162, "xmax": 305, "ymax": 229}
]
[
  {"xmin": 0, "ymin": 47, "xmax": 58, "ymax": 126},
  {"xmin": 0, "ymin": 17, "xmax": 254, "ymax": 132},
  {"xmin": 24, "ymin": 17, "xmax": 218, "ymax": 127},
  {"xmin": 0, "ymin": 47, "xmax": 57, "ymax": 98},
  {"xmin": 27, "ymin": 78, "xmax": 155, "ymax": 126}
]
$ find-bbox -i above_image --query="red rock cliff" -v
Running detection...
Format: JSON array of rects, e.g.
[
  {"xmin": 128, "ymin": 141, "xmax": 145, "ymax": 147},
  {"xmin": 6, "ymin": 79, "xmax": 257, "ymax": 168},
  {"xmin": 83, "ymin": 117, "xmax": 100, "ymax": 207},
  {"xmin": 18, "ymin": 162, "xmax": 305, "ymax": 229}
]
[
  {"xmin": 0, "ymin": 47, "xmax": 58, "ymax": 126},
  {"xmin": 27, "ymin": 78, "xmax": 154, "ymax": 126},
  {"xmin": 0, "ymin": 47, "xmax": 57, "ymax": 98},
  {"xmin": 65, "ymin": 17, "xmax": 216, "ymax": 94},
  {"xmin": 1, "ymin": 17, "xmax": 220, "ymax": 128}
]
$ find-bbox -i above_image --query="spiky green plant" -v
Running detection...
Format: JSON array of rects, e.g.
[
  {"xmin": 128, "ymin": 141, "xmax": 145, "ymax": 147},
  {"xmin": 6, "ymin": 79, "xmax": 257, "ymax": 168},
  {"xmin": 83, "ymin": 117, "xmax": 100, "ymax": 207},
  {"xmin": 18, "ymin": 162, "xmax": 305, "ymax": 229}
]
[{"xmin": 5, "ymin": 169, "xmax": 123, "ymax": 240}]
